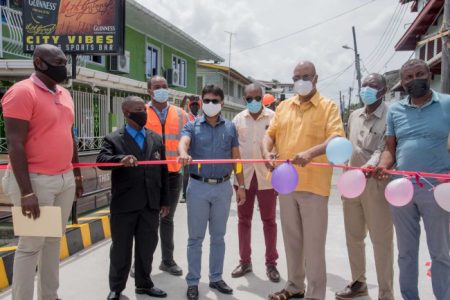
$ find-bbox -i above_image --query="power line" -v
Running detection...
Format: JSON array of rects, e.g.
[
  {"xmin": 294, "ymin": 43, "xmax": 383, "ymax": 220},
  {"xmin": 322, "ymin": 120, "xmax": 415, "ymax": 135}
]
[
  {"xmin": 235, "ymin": 0, "xmax": 377, "ymax": 54},
  {"xmin": 364, "ymin": 1, "xmax": 402, "ymax": 62},
  {"xmin": 318, "ymin": 62, "xmax": 354, "ymax": 83},
  {"xmin": 377, "ymin": 51, "xmax": 397, "ymax": 73},
  {"xmin": 367, "ymin": 3, "xmax": 408, "ymax": 70},
  {"xmin": 360, "ymin": 58, "xmax": 371, "ymax": 75}
]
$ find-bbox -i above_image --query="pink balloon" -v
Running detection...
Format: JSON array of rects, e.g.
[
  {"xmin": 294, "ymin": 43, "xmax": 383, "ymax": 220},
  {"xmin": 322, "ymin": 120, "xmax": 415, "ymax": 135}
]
[
  {"xmin": 434, "ymin": 183, "xmax": 450, "ymax": 212},
  {"xmin": 337, "ymin": 169, "xmax": 367, "ymax": 198},
  {"xmin": 385, "ymin": 178, "xmax": 414, "ymax": 207}
]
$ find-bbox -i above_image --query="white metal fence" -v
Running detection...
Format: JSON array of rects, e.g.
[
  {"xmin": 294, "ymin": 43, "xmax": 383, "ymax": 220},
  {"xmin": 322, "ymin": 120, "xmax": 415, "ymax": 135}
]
[
  {"xmin": 0, "ymin": 5, "xmax": 29, "ymax": 58},
  {"xmin": 112, "ymin": 96, "xmax": 125, "ymax": 130},
  {"xmin": 73, "ymin": 91, "xmax": 109, "ymax": 152}
]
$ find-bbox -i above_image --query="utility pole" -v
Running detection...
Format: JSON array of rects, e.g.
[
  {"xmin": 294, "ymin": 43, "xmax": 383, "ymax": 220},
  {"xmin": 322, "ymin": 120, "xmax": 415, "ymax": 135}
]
[
  {"xmin": 339, "ymin": 91, "xmax": 344, "ymax": 121},
  {"xmin": 352, "ymin": 26, "xmax": 363, "ymax": 105},
  {"xmin": 225, "ymin": 31, "xmax": 235, "ymax": 102},
  {"xmin": 347, "ymin": 87, "xmax": 353, "ymax": 123},
  {"xmin": 441, "ymin": 0, "xmax": 450, "ymax": 93}
]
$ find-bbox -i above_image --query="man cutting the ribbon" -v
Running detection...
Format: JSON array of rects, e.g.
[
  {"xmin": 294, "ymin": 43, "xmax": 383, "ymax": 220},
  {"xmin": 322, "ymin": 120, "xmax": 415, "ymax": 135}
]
[
  {"xmin": 178, "ymin": 84, "xmax": 246, "ymax": 300},
  {"xmin": 263, "ymin": 61, "xmax": 345, "ymax": 300}
]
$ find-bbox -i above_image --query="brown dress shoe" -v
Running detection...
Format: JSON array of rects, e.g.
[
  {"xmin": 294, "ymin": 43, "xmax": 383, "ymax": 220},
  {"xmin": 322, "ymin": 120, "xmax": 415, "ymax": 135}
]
[
  {"xmin": 268, "ymin": 289, "xmax": 304, "ymax": 299},
  {"xmin": 266, "ymin": 266, "xmax": 280, "ymax": 282},
  {"xmin": 335, "ymin": 281, "xmax": 368, "ymax": 299},
  {"xmin": 231, "ymin": 263, "xmax": 252, "ymax": 278}
]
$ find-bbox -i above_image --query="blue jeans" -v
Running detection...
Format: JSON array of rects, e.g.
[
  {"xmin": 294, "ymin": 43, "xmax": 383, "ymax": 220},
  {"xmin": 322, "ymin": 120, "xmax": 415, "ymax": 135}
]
[
  {"xmin": 185, "ymin": 179, "xmax": 233, "ymax": 286},
  {"xmin": 390, "ymin": 186, "xmax": 450, "ymax": 300}
]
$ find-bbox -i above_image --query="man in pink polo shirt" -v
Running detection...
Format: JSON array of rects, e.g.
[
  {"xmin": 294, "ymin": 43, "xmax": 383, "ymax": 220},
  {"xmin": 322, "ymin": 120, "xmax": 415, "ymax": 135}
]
[{"xmin": 1, "ymin": 44, "xmax": 83, "ymax": 300}]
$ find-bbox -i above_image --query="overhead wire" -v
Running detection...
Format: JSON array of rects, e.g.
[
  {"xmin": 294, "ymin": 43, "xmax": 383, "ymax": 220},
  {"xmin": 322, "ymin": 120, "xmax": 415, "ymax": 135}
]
[
  {"xmin": 318, "ymin": 62, "xmax": 354, "ymax": 83},
  {"xmin": 367, "ymin": 3, "xmax": 409, "ymax": 70},
  {"xmin": 234, "ymin": 0, "xmax": 377, "ymax": 54},
  {"xmin": 364, "ymin": 1, "xmax": 402, "ymax": 63}
]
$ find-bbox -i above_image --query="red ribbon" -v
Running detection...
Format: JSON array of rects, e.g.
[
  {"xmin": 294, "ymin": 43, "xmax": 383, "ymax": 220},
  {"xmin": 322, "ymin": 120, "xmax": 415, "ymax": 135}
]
[
  {"xmin": 414, "ymin": 174, "xmax": 425, "ymax": 188},
  {"xmin": 1, "ymin": 159, "xmax": 449, "ymax": 180}
]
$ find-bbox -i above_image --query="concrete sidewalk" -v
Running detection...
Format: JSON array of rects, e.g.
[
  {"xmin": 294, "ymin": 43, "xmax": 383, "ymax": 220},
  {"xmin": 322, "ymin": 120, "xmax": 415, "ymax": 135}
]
[{"xmin": 0, "ymin": 173, "xmax": 435, "ymax": 299}]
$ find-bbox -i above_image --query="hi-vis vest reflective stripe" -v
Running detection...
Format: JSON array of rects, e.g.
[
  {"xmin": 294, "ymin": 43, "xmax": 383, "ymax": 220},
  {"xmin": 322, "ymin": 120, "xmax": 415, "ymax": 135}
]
[{"xmin": 145, "ymin": 105, "xmax": 187, "ymax": 173}]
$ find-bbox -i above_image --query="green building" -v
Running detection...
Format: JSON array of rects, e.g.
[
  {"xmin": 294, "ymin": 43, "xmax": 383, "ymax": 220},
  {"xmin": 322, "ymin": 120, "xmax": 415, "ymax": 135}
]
[{"xmin": 0, "ymin": 0, "xmax": 229, "ymax": 154}]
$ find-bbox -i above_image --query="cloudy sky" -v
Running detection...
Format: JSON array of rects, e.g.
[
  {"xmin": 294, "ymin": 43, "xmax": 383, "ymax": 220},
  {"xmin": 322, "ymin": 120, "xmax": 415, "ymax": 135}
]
[{"xmin": 136, "ymin": 0, "xmax": 417, "ymax": 102}]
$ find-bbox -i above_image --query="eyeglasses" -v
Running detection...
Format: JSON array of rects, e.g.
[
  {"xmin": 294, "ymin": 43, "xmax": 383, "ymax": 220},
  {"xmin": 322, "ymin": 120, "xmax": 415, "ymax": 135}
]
[
  {"xmin": 203, "ymin": 99, "xmax": 221, "ymax": 104},
  {"xmin": 292, "ymin": 74, "xmax": 315, "ymax": 82},
  {"xmin": 245, "ymin": 96, "xmax": 262, "ymax": 103}
]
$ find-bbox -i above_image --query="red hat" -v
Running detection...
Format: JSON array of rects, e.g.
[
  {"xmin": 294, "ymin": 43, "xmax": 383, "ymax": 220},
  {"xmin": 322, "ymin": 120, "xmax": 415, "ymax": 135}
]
[{"xmin": 263, "ymin": 94, "xmax": 275, "ymax": 106}]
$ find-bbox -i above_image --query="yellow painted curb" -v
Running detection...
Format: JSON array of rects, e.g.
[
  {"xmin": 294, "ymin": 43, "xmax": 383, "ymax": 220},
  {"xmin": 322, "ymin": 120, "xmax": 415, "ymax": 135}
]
[
  {"xmin": 60, "ymin": 235, "xmax": 69, "ymax": 260},
  {"xmin": 0, "ymin": 257, "xmax": 9, "ymax": 289},
  {"xmin": 67, "ymin": 224, "xmax": 92, "ymax": 248}
]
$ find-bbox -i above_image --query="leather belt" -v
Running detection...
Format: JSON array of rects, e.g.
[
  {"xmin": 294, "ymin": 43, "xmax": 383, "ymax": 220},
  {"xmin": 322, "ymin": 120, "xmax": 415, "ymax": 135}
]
[{"xmin": 190, "ymin": 174, "xmax": 230, "ymax": 184}]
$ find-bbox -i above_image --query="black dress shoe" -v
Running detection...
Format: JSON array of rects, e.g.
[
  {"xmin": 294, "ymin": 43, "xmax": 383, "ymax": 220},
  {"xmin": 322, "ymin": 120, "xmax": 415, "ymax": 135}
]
[
  {"xmin": 186, "ymin": 286, "xmax": 199, "ymax": 300},
  {"xmin": 136, "ymin": 287, "xmax": 167, "ymax": 298},
  {"xmin": 231, "ymin": 263, "xmax": 252, "ymax": 278},
  {"xmin": 335, "ymin": 281, "xmax": 368, "ymax": 299},
  {"xmin": 160, "ymin": 260, "xmax": 183, "ymax": 276},
  {"xmin": 107, "ymin": 291, "xmax": 121, "ymax": 300},
  {"xmin": 209, "ymin": 280, "xmax": 233, "ymax": 294},
  {"xmin": 266, "ymin": 265, "xmax": 281, "ymax": 283}
]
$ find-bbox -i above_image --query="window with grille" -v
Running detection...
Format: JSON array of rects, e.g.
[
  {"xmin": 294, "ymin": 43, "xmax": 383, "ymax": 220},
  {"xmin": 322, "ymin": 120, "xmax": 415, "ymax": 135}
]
[
  {"xmin": 172, "ymin": 55, "xmax": 187, "ymax": 87},
  {"xmin": 146, "ymin": 44, "xmax": 160, "ymax": 78}
]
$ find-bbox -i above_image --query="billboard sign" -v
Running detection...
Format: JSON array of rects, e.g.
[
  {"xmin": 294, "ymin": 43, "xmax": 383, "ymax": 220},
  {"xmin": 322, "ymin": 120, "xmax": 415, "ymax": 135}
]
[{"xmin": 22, "ymin": 0, "xmax": 125, "ymax": 54}]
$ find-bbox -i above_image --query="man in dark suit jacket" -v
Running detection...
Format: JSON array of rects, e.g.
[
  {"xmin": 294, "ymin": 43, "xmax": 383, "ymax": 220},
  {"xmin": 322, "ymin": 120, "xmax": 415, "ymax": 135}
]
[{"xmin": 97, "ymin": 96, "xmax": 170, "ymax": 300}]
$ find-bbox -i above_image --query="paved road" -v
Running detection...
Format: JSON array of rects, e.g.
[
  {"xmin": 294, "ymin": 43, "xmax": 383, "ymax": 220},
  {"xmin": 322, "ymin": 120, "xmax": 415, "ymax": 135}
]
[{"xmin": 0, "ymin": 172, "xmax": 434, "ymax": 299}]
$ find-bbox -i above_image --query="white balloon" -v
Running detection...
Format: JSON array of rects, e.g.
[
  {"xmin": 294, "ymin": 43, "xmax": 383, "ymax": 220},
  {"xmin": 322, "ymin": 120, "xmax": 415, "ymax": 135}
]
[
  {"xmin": 434, "ymin": 183, "xmax": 450, "ymax": 212},
  {"xmin": 385, "ymin": 178, "xmax": 414, "ymax": 207},
  {"xmin": 337, "ymin": 169, "xmax": 367, "ymax": 198}
]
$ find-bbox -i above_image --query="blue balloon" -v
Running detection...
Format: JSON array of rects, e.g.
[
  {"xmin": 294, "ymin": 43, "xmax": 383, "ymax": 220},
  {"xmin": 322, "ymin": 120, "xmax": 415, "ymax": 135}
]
[{"xmin": 326, "ymin": 137, "xmax": 353, "ymax": 164}]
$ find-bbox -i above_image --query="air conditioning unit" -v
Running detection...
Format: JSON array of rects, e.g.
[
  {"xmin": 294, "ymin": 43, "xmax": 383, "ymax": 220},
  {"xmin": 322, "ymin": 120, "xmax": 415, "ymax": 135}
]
[
  {"xmin": 166, "ymin": 68, "xmax": 181, "ymax": 86},
  {"xmin": 110, "ymin": 51, "xmax": 130, "ymax": 74}
]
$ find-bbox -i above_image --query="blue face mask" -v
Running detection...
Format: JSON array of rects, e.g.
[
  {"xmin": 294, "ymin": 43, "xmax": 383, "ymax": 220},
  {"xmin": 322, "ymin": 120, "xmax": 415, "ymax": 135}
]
[
  {"xmin": 153, "ymin": 88, "xmax": 169, "ymax": 103},
  {"xmin": 360, "ymin": 86, "xmax": 380, "ymax": 105},
  {"xmin": 247, "ymin": 99, "xmax": 262, "ymax": 113}
]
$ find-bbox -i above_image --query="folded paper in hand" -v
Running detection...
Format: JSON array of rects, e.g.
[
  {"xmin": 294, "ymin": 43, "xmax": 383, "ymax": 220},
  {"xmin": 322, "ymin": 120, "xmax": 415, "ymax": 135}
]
[{"xmin": 12, "ymin": 206, "xmax": 63, "ymax": 238}]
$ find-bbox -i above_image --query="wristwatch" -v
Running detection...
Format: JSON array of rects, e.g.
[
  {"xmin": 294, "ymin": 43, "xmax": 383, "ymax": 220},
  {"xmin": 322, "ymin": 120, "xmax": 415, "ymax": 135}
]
[{"xmin": 238, "ymin": 184, "xmax": 246, "ymax": 190}]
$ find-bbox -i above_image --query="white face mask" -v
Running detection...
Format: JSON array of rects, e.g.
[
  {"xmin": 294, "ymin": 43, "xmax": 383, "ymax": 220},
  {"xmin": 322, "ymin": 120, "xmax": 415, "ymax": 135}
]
[
  {"xmin": 294, "ymin": 79, "xmax": 314, "ymax": 96},
  {"xmin": 153, "ymin": 88, "xmax": 169, "ymax": 103},
  {"xmin": 202, "ymin": 102, "xmax": 222, "ymax": 117}
]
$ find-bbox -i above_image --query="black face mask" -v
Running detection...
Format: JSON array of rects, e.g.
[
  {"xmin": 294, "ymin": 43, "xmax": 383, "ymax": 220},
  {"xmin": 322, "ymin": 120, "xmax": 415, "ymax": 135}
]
[
  {"xmin": 35, "ymin": 58, "xmax": 68, "ymax": 83},
  {"xmin": 190, "ymin": 103, "xmax": 200, "ymax": 115},
  {"xmin": 128, "ymin": 111, "xmax": 147, "ymax": 128},
  {"xmin": 405, "ymin": 79, "xmax": 430, "ymax": 98}
]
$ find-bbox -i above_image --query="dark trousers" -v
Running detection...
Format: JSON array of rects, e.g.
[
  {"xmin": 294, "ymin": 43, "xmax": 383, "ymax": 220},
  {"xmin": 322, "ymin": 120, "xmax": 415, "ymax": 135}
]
[
  {"xmin": 109, "ymin": 206, "xmax": 159, "ymax": 292},
  {"xmin": 160, "ymin": 172, "xmax": 182, "ymax": 263},
  {"xmin": 236, "ymin": 174, "xmax": 278, "ymax": 266}
]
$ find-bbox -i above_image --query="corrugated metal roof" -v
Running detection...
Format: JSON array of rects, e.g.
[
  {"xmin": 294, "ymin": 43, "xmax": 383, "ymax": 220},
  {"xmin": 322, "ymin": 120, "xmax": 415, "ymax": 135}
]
[{"xmin": 198, "ymin": 63, "xmax": 252, "ymax": 84}]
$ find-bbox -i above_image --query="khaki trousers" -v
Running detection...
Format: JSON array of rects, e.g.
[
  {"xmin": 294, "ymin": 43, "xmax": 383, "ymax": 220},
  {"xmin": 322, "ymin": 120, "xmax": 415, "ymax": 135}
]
[
  {"xmin": 279, "ymin": 191, "xmax": 328, "ymax": 300},
  {"xmin": 2, "ymin": 170, "xmax": 75, "ymax": 300},
  {"xmin": 342, "ymin": 178, "xmax": 394, "ymax": 300}
]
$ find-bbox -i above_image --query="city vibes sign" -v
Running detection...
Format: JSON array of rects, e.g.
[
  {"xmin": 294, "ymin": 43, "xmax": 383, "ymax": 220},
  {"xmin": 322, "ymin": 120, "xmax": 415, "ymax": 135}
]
[{"xmin": 22, "ymin": 0, "xmax": 125, "ymax": 54}]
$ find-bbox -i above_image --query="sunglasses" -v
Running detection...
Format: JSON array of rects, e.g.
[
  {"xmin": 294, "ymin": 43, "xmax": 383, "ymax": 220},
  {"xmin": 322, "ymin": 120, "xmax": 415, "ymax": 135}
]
[
  {"xmin": 245, "ymin": 96, "xmax": 262, "ymax": 103},
  {"xmin": 203, "ymin": 98, "xmax": 221, "ymax": 104}
]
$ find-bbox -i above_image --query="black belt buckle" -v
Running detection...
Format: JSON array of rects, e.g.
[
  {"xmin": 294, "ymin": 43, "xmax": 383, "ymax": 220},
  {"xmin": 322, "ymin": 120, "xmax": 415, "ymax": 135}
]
[
  {"xmin": 206, "ymin": 178, "xmax": 220, "ymax": 184},
  {"xmin": 190, "ymin": 174, "xmax": 229, "ymax": 184}
]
